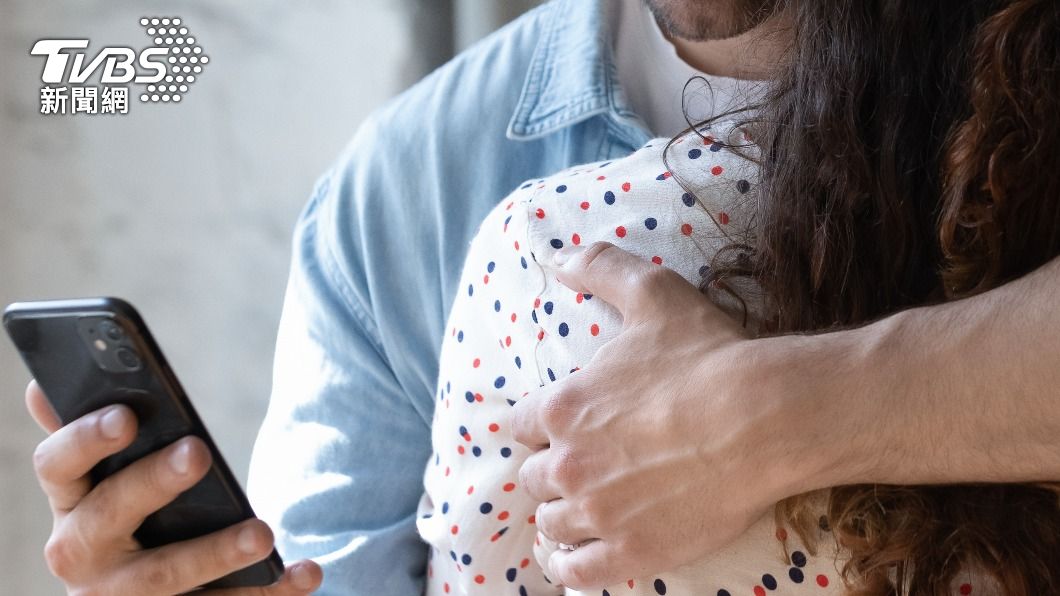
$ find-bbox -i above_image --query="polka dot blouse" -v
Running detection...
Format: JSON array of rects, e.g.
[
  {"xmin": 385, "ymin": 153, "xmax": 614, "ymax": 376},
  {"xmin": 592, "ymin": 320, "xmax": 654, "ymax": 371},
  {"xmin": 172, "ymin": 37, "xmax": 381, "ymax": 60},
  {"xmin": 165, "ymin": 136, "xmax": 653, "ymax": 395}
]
[{"xmin": 414, "ymin": 123, "xmax": 995, "ymax": 596}]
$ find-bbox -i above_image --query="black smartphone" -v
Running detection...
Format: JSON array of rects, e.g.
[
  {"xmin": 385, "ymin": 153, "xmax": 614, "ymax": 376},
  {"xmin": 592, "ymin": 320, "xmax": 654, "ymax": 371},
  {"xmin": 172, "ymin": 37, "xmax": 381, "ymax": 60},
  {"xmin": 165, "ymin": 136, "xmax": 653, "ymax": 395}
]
[{"xmin": 3, "ymin": 297, "xmax": 284, "ymax": 589}]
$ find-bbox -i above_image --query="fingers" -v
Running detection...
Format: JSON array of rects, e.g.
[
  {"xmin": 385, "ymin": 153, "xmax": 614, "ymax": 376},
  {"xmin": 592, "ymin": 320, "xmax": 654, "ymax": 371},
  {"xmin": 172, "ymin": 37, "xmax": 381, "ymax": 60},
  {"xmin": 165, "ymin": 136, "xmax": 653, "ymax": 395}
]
[
  {"xmin": 113, "ymin": 519, "xmax": 277, "ymax": 595},
  {"xmin": 552, "ymin": 241, "xmax": 683, "ymax": 322},
  {"xmin": 205, "ymin": 560, "xmax": 324, "ymax": 596},
  {"xmin": 33, "ymin": 403, "xmax": 138, "ymax": 513},
  {"xmin": 25, "ymin": 379, "xmax": 61, "ymax": 433},
  {"xmin": 70, "ymin": 435, "xmax": 212, "ymax": 543},
  {"xmin": 511, "ymin": 389, "xmax": 550, "ymax": 449},
  {"xmin": 535, "ymin": 500, "xmax": 594, "ymax": 548},
  {"xmin": 519, "ymin": 449, "xmax": 563, "ymax": 502},
  {"xmin": 546, "ymin": 539, "xmax": 624, "ymax": 590}
]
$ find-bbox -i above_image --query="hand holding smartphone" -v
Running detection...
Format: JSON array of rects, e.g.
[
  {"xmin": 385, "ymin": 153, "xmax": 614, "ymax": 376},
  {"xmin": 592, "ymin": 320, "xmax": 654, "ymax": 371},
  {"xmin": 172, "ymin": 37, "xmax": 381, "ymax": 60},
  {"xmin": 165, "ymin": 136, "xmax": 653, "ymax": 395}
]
[{"xmin": 5, "ymin": 297, "xmax": 320, "ymax": 593}]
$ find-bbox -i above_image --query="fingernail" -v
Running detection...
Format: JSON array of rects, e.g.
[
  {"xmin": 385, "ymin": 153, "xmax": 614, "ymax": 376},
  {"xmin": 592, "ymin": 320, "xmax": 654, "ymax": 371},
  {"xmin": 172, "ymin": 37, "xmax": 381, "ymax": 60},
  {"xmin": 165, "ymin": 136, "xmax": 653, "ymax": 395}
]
[
  {"xmin": 169, "ymin": 439, "xmax": 192, "ymax": 475},
  {"xmin": 290, "ymin": 562, "xmax": 314, "ymax": 590},
  {"xmin": 99, "ymin": 406, "xmax": 126, "ymax": 439},
  {"xmin": 553, "ymin": 246, "xmax": 579, "ymax": 266},
  {"xmin": 237, "ymin": 525, "xmax": 262, "ymax": 556}
]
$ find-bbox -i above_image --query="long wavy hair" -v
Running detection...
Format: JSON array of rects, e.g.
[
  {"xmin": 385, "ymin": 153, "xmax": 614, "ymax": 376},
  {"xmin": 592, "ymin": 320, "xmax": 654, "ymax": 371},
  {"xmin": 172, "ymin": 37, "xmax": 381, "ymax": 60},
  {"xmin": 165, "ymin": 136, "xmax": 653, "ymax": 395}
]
[{"xmin": 668, "ymin": 0, "xmax": 1060, "ymax": 592}]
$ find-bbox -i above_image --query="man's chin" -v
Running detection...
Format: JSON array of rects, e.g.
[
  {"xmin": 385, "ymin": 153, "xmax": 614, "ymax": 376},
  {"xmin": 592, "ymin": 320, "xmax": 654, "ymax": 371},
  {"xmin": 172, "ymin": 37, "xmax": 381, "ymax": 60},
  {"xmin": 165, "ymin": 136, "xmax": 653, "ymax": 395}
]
[{"xmin": 643, "ymin": 0, "xmax": 778, "ymax": 42}]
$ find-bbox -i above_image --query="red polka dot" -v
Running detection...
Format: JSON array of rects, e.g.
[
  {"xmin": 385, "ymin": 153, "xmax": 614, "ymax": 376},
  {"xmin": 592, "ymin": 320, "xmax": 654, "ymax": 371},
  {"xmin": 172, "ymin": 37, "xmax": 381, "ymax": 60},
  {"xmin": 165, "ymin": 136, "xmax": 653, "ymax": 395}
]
[
  {"xmin": 703, "ymin": 135, "xmax": 715, "ymax": 144},
  {"xmin": 615, "ymin": 226, "xmax": 627, "ymax": 238},
  {"xmin": 754, "ymin": 586, "xmax": 766, "ymax": 596},
  {"xmin": 444, "ymin": 582, "xmax": 450, "ymax": 593},
  {"xmin": 575, "ymin": 292, "xmax": 584, "ymax": 303},
  {"xmin": 537, "ymin": 330, "xmax": 545, "ymax": 341},
  {"xmin": 505, "ymin": 336, "xmax": 512, "ymax": 347},
  {"xmin": 511, "ymin": 313, "xmax": 517, "ymax": 322},
  {"xmin": 472, "ymin": 358, "xmax": 480, "ymax": 368},
  {"xmin": 514, "ymin": 240, "xmax": 520, "ymax": 250},
  {"xmin": 711, "ymin": 165, "xmax": 724, "ymax": 176},
  {"xmin": 457, "ymin": 445, "xmax": 465, "ymax": 454},
  {"xmin": 621, "ymin": 182, "xmax": 631, "ymax": 192},
  {"xmin": 960, "ymin": 584, "xmax": 973, "ymax": 595},
  {"xmin": 520, "ymin": 558, "xmax": 530, "ymax": 568},
  {"xmin": 503, "ymin": 482, "xmax": 516, "ymax": 492},
  {"xmin": 483, "ymin": 274, "xmax": 489, "ymax": 284},
  {"xmin": 775, "ymin": 527, "xmax": 788, "ymax": 541},
  {"xmin": 816, "ymin": 574, "xmax": 830, "ymax": 587},
  {"xmin": 681, "ymin": 223, "xmax": 693, "ymax": 235},
  {"xmin": 651, "ymin": 256, "xmax": 663, "ymax": 265},
  {"xmin": 590, "ymin": 323, "xmax": 600, "ymax": 336},
  {"xmin": 660, "ymin": 171, "xmax": 671, "ymax": 179},
  {"xmin": 533, "ymin": 298, "xmax": 541, "ymax": 308},
  {"xmin": 596, "ymin": 175, "xmax": 605, "ymax": 180},
  {"xmin": 505, "ymin": 201, "xmax": 514, "ymax": 210},
  {"xmin": 528, "ymin": 514, "xmax": 536, "ymax": 524},
  {"xmin": 444, "ymin": 466, "xmax": 450, "ymax": 476},
  {"xmin": 450, "ymin": 525, "xmax": 459, "ymax": 534},
  {"xmin": 474, "ymin": 575, "xmax": 485, "ymax": 584},
  {"xmin": 498, "ymin": 510, "xmax": 510, "ymax": 521},
  {"xmin": 536, "ymin": 208, "xmax": 546, "ymax": 219},
  {"xmin": 571, "ymin": 233, "xmax": 581, "ymax": 245},
  {"xmin": 718, "ymin": 211, "xmax": 730, "ymax": 225},
  {"xmin": 627, "ymin": 580, "xmax": 635, "ymax": 589},
  {"xmin": 474, "ymin": 393, "xmax": 484, "ymax": 402},
  {"xmin": 488, "ymin": 423, "xmax": 500, "ymax": 432},
  {"xmin": 580, "ymin": 201, "xmax": 590, "ymax": 210},
  {"xmin": 467, "ymin": 485, "xmax": 474, "ymax": 494}
]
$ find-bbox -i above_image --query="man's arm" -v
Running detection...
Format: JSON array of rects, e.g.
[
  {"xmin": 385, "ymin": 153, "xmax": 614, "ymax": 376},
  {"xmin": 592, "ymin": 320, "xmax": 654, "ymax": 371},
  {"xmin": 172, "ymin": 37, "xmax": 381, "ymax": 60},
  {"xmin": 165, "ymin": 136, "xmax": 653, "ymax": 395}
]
[
  {"xmin": 512, "ymin": 242, "xmax": 1060, "ymax": 590},
  {"xmin": 247, "ymin": 163, "xmax": 432, "ymax": 596}
]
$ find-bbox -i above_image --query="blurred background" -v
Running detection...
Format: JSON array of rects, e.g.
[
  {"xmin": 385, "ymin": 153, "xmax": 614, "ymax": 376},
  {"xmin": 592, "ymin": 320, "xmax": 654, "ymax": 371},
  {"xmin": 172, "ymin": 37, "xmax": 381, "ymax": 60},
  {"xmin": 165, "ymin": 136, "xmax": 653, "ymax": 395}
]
[{"xmin": 0, "ymin": 1, "xmax": 539, "ymax": 593}]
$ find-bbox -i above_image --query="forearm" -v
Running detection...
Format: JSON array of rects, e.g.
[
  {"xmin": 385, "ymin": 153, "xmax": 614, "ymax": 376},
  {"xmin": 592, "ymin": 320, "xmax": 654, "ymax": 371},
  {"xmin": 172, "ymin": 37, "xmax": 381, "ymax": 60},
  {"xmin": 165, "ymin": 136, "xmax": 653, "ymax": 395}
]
[{"xmin": 788, "ymin": 255, "xmax": 1060, "ymax": 491}]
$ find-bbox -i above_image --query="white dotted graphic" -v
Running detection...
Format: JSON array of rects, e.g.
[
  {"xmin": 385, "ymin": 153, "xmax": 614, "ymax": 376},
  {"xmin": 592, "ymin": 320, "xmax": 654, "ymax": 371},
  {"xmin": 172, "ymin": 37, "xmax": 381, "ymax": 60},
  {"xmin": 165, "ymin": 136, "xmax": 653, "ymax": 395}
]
[{"xmin": 138, "ymin": 17, "xmax": 207, "ymax": 103}]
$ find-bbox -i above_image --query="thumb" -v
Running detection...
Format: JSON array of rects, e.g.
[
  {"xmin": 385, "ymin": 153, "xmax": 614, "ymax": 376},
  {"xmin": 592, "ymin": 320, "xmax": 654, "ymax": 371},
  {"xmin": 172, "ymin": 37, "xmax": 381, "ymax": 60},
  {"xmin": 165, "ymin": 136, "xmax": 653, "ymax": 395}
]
[{"xmin": 551, "ymin": 241, "xmax": 690, "ymax": 323}]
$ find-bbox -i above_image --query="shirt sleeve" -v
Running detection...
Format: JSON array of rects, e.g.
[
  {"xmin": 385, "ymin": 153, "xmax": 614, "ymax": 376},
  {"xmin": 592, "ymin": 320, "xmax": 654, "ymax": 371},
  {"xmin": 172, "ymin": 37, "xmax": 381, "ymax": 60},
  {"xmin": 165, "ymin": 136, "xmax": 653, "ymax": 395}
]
[{"xmin": 247, "ymin": 158, "xmax": 433, "ymax": 595}]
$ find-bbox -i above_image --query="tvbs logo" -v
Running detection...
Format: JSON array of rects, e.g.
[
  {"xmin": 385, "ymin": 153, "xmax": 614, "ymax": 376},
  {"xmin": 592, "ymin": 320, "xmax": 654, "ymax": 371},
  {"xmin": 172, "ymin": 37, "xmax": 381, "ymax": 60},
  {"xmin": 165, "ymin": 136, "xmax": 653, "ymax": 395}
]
[
  {"xmin": 31, "ymin": 40, "xmax": 167, "ymax": 84},
  {"xmin": 32, "ymin": 17, "xmax": 208, "ymax": 114}
]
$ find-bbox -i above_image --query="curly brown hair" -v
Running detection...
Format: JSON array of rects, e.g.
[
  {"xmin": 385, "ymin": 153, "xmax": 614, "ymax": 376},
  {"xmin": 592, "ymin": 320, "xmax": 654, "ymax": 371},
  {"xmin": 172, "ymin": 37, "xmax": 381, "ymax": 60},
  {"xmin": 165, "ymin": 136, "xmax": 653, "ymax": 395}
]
[{"xmin": 669, "ymin": 0, "xmax": 1060, "ymax": 592}]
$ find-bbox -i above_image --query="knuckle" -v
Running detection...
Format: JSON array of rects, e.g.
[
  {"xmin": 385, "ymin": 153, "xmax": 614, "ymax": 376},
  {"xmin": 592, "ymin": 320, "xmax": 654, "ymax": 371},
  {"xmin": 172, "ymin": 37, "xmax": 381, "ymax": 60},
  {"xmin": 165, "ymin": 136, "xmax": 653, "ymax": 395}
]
[
  {"xmin": 43, "ymin": 535, "xmax": 76, "ymax": 579},
  {"xmin": 138, "ymin": 557, "xmax": 179, "ymax": 591},
  {"xmin": 578, "ymin": 496, "xmax": 609, "ymax": 531},
  {"xmin": 32, "ymin": 439, "xmax": 54, "ymax": 480},
  {"xmin": 549, "ymin": 449, "xmax": 583, "ymax": 492},
  {"xmin": 562, "ymin": 560, "xmax": 594, "ymax": 589},
  {"xmin": 541, "ymin": 389, "xmax": 574, "ymax": 432}
]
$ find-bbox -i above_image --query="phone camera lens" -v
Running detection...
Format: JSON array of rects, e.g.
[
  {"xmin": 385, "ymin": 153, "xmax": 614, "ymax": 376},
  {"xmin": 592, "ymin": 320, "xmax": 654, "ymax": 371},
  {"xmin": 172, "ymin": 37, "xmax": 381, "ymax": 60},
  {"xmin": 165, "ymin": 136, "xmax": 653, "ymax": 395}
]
[
  {"xmin": 99, "ymin": 320, "xmax": 123, "ymax": 341},
  {"xmin": 115, "ymin": 347, "xmax": 141, "ymax": 371}
]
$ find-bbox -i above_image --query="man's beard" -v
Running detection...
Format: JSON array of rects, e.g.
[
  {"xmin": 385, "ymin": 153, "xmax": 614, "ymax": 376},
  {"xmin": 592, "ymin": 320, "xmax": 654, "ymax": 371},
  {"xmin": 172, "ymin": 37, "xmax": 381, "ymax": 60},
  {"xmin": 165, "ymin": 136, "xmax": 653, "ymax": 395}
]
[{"xmin": 644, "ymin": 0, "xmax": 781, "ymax": 41}]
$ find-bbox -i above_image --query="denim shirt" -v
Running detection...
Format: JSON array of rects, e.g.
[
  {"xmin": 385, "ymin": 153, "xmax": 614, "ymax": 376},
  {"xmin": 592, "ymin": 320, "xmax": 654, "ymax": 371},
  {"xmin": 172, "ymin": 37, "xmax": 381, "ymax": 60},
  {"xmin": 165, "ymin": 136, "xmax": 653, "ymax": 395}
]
[{"xmin": 246, "ymin": 1, "xmax": 653, "ymax": 593}]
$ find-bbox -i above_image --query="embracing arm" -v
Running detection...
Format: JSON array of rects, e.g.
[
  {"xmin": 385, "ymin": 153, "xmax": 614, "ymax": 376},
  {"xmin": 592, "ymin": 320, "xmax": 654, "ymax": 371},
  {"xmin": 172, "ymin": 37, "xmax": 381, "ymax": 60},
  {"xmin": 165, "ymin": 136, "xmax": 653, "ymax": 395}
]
[{"xmin": 800, "ymin": 253, "xmax": 1060, "ymax": 491}]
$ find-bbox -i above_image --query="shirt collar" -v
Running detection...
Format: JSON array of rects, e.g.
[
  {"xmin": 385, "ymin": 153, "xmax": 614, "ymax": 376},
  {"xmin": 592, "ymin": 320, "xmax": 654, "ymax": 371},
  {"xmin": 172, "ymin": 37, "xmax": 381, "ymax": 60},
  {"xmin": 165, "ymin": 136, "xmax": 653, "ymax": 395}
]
[{"xmin": 506, "ymin": 0, "xmax": 646, "ymax": 143}]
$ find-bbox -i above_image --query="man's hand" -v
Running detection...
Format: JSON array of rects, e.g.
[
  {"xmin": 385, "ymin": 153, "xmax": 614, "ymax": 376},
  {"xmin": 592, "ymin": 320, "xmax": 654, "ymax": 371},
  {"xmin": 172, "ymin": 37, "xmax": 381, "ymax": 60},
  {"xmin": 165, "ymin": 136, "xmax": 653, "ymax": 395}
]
[
  {"xmin": 25, "ymin": 380, "xmax": 323, "ymax": 596},
  {"xmin": 511, "ymin": 242, "xmax": 847, "ymax": 590}
]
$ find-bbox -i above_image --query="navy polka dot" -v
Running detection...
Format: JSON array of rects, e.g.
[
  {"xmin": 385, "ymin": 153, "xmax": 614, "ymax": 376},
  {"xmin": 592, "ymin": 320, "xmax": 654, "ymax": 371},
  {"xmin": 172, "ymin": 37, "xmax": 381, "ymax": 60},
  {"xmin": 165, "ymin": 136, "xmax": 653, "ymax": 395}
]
[
  {"xmin": 465, "ymin": 391, "xmax": 475, "ymax": 403},
  {"xmin": 531, "ymin": 310, "xmax": 539, "ymax": 323},
  {"xmin": 604, "ymin": 190, "xmax": 616, "ymax": 205},
  {"xmin": 457, "ymin": 330, "xmax": 464, "ymax": 342},
  {"xmin": 688, "ymin": 148, "xmax": 702, "ymax": 159},
  {"xmin": 717, "ymin": 591, "xmax": 731, "ymax": 596},
  {"xmin": 644, "ymin": 217, "xmax": 657, "ymax": 230},
  {"xmin": 479, "ymin": 502, "xmax": 493, "ymax": 514},
  {"xmin": 550, "ymin": 238, "xmax": 564, "ymax": 249},
  {"xmin": 471, "ymin": 446, "xmax": 482, "ymax": 456},
  {"xmin": 494, "ymin": 376, "xmax": 506, "ymax": 388},
  {"xmin": 494, "ymin": 300, "xmax": 501, "ymax": 312},
  {"xmin": 558, "ymin": 322, "xmax": 569, "ymax": 336},
  {"xmin": 763, "ymin": 573, "xmax": 778, "ymax": 590},
  {"xmin": 556, "ymin": 184, "xmax": 567, "ymax": 193},
  {"xmin": 487, "ymin": 261, "xmax": 496, "ymax": 273},
  {"xmin": 458, "ymin": 425, "xmax": 468, "ymax": 437},
  {"xmin": 792, "ymin": 551, "xmax": 807, "ymax": 567},
  {"xmin": 547, "ymin": 368, "xmax": 556, "ymax": 382},
  {"xmin": 543, "ymin": 301, "xmax": 554, "ymax": 315},
  {"xmin": 506, "ymin": 568, "xmax": 517, "ymax": 582},
  {"xmin": 520, "ymin": 256, "xmax": 528, "ymax": 269},
  {"xmin": 514, "ymin": 356, "xmax": 522, "ymax": 368},
  {"xmin": 442, "ymin": 502, "xmax": 449, "ymax": 514},
  {"xmin": 710, "ymin": 142, "xmax": 723, "ymax": 152},
  {"xmin": 654, "ymin": 578, "xmax": 667, "ymax": 594},
  {"xmin": 449, "ymin": 550, "xmax": 457, "ymax": 561},
  {"xmin": 500, "ymin": 447, "xmax": 512, "ymax": 457},
  {"xmin": 461, "ymin": 553, "xmax": 472, "ymax": 565},
  {"xmin": 682, "ymin": 192, "xmax": 696, "ymax": 207},
  {"xmin": 467, "ymin": 284, "xmax": 474, "ymax": 296},
  {"xmin": 519, "ymin": 586, "xmax": 527, "ymax": 596},
  {"xmin": 789, "ymin": 567, "xmax": 805, "ymax": 583},
  {"xmin": 736, "ymin": 179, "xmax": 751, "ymax": 193}
]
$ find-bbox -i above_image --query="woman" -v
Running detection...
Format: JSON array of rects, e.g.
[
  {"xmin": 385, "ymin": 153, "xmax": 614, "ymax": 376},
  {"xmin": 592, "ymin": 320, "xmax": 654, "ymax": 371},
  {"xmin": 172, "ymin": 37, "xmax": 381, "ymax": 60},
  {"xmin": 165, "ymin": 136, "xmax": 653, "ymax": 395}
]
[{"xmin": 421, "ymin": 0, "xmax": 1060, "ymax": 593}]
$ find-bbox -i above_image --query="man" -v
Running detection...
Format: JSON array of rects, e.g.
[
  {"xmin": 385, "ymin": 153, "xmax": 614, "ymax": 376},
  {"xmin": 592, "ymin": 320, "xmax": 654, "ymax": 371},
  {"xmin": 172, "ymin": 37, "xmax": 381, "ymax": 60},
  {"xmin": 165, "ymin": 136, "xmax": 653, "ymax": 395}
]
[{"xmin": 24, "ymin": 0, "xmax": 1060, "ymax": 594}]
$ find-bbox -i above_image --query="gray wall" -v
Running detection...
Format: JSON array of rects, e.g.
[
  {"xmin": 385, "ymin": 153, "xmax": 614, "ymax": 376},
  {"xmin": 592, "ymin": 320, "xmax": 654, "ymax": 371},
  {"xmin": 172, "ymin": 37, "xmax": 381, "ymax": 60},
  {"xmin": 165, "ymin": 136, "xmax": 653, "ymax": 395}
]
[{"xmin": 0, "ymin": 1, "xmax": 537, "ymax": 594}]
